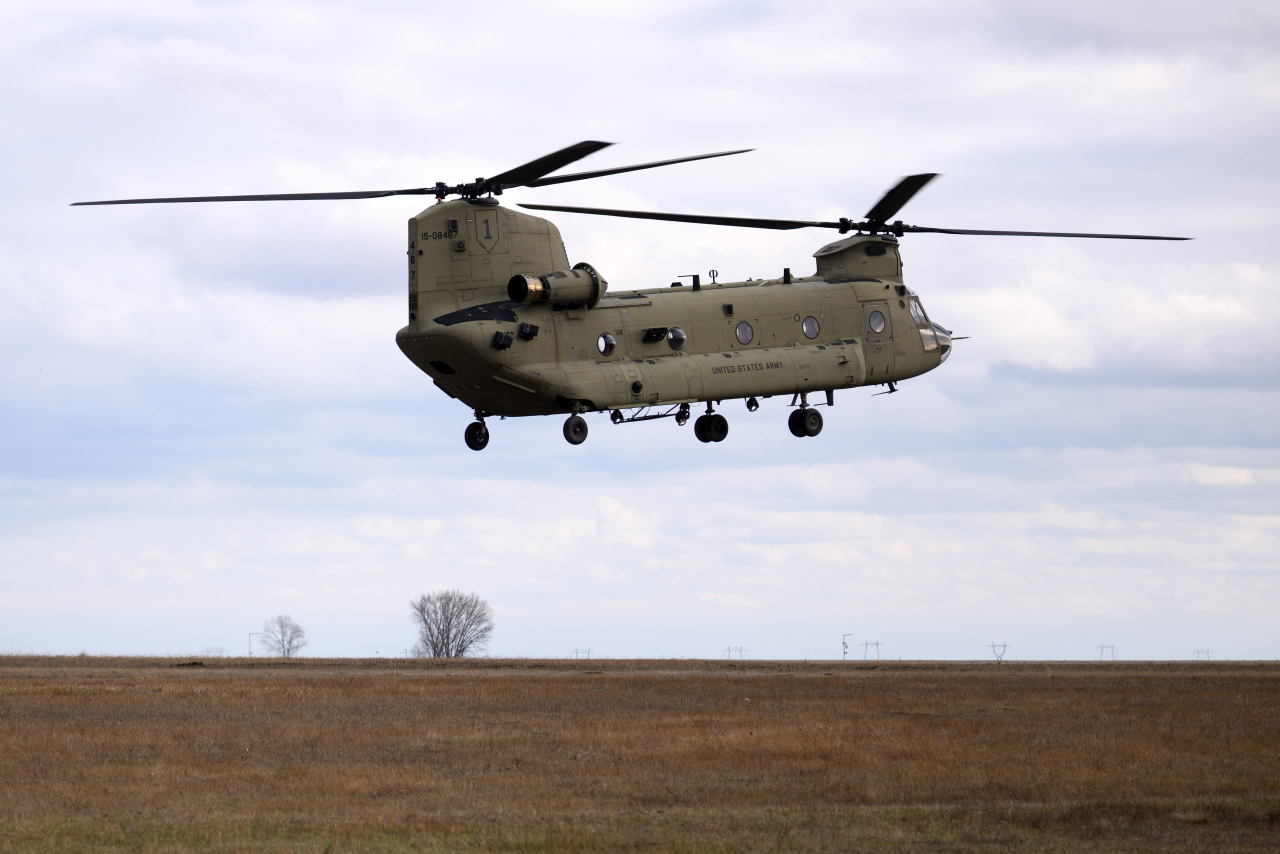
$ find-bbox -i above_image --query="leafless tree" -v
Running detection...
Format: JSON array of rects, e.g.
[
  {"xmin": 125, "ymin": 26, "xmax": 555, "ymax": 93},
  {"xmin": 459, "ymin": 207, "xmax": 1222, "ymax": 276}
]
[
  {"xmin": 409, "ymin": 590, "xmax": 493, "ymax": 658},
  {"xmin": 260, "ymin": 615, "xmax": 308, "ymax": 658}
]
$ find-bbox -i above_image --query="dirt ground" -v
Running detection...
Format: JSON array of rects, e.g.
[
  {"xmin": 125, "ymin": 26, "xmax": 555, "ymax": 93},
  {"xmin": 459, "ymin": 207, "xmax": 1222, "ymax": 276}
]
[{"xmin": 1, "ymin": 657, "xmax": 1277, "ymax": 852}]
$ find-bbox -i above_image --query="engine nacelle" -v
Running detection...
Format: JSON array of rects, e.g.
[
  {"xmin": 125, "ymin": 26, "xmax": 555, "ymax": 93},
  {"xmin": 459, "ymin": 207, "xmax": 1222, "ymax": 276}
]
[{"xmin": 508, "ymin": 262, "xmax": 608, "ymax": 308}]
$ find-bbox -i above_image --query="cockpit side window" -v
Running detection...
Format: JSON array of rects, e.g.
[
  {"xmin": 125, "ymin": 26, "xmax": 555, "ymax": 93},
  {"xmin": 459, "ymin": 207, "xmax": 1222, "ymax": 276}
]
[{"xmin": 909, "ymin": 300, "xmax": 927, "ymax": 326}]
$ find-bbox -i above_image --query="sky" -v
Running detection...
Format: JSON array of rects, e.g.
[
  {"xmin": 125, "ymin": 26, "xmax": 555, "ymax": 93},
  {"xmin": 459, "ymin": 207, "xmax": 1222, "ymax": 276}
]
[{"xmin": 1, "ymin": 0, "xmax": 1277, "ymax": 660}]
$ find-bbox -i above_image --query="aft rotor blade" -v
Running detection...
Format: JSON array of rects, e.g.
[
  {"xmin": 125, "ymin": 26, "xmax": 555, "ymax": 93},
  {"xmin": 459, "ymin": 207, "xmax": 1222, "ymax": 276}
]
[
  {"xmin": 902, "ymin": 225, "xmax": 1190, "ymax": 240},
  {"xmin": 864, "ymin": 173, "xmax": 938, "ymax": 224},
  {"xmin": 519, "ymin": 203, "xmax": 840, "ymax": 230},
  {"xmin": 482, "ymin": 141, "xmax": 614, "ymax": 193},
  {"xmin": 72, "ymin": 188, "xmax": 433, "ymax": 206},
  {"xmin": 523, "ymin": 149, "xmax": 754, "ymax": 188}
]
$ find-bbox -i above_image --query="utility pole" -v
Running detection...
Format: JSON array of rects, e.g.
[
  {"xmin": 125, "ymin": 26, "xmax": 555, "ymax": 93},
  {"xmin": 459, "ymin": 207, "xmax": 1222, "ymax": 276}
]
[
  {"xmin": 989, "ymin": 642, "xmax": 1008, "ymax": 662},
  {"xmin": 862, "ymin": 641, "xmax": 882, "ymax": 661},
  {"xmin": 1098, "ymin": 644, "xmax": 1116, "ymax": 661},
  {"xmin": 248, "ymin": 632, "xmax": 257, "ymax": 657},
  {"xmin": 1196, "ymin": 649, "xmax": 1211, "ymax": 661},
  {"xmin": 573, "ymin": 648, "xmax": 591, "ymax": 660},
  {"xmin": 724, "ymin": 646, "xmax": 746, "ymax": 660},
  {"xmin": 843, "ymin": 634, "xmax": 853, "ymax": 661}
]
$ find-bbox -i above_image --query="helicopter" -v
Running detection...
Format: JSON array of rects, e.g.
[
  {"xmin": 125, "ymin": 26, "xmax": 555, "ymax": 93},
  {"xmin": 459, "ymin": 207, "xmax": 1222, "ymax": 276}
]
[{"xmin": 75, "ymin": 142, "xmax": 1187, "ymax": 451}]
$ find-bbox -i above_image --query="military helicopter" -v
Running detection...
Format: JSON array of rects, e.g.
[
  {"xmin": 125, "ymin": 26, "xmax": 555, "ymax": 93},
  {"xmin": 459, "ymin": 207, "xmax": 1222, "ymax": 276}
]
[{"xmin": 75, "ymin": 142, "xmax": 1187, "ymax": 450}]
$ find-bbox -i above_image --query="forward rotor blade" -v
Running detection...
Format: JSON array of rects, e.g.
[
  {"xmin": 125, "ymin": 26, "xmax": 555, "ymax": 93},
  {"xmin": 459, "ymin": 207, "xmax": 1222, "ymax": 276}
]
[
  {"xmin": 519, "ymin": 203, "xmax": 839, "ymax": 230},
  {"xmin": 523, "ymin": 149, "xmax": 754, "ymax": 188},
  {"xmin": 864, "ymin": 173, "xmax": 938, "ymax": 224},
  {"xmin": 71, "ymin": 188, "xmax": 432, "ymax": 206},
  {"xmin": 483, "ymin": 141, "xmax": 614, "ymax": 192},
  {"xmin": 902, "ymin": 225, "xmax": 1190, "ymax": 240}
]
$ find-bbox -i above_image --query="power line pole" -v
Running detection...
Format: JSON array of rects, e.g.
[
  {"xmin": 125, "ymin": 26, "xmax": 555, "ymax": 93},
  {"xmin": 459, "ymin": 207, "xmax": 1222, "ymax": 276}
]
[
  {"xmin": 248, "ymin": 632, "xmax": 257, "ymax": 657},
  {"xmin": 862, "ymin": 641, "xmax": 882, "ymax": 660},
  {"xmin": 989, "ymin": 642, "xmax": 1008, "ymax": 662},
  {"xmin": 1098, "ymin": 644, "xmax": 1116, "ymax": 661},
  {"xmin": 724, "ymin": 646, "xmax": 745, "ymax": 660},
  {"xmin": 1196, "ymin": 648, "xmax": 1211, "ymax": 661},
  {"xmin": 573, "ymin": 648, "xmax": 591, "ymax": 660},
  {"xmin": 843, "ymin": 634, "xmax": 853, "ymax": 661}
]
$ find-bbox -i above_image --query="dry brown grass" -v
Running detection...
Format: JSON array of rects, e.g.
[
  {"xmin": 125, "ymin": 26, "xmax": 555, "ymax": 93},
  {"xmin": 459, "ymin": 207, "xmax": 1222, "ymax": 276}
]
[{"xmin": 1, "ymin": 657, "xmax": 1277, "ymax": 851}]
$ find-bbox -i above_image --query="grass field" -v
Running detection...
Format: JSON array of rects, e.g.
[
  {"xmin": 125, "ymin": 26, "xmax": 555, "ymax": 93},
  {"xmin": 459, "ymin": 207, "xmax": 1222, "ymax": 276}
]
[{"xmin": 1, "ymin": 657, "xmax": 1277, "ymax": 852}]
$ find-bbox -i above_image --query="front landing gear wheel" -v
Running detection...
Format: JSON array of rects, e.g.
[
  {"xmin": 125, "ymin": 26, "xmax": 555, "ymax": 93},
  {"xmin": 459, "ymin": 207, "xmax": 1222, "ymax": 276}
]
[
  {"xmin": 707, "ymin": 413, "xmax": 729, "ymax": 442},
  {"xmin": 788, "ymin": 408, "xmax": 806, "ymax": 437},
  {"xmin": 694, "ymin": 415, "xmax": 711, "ymax": 443},
  {"xmin": 801, "ymin": 408, "xmax": 824, "ymax": 437},
  {"xmin": 563, "ymin": 414, "xmax": 589, "ymax": 445},
  {"xmin": 464, "ymin": 421, "xmax": 489, "ymax": 451}
]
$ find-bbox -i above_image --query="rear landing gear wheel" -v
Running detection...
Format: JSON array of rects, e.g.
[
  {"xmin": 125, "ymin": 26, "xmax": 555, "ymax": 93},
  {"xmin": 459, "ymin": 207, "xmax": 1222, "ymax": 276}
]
[
  {"xmin": 801, "ymin": 408, "xmax": 824, "ymax": 437},
  {"xmin": 563, "ymin": 414, "xmax": 589, "ymax": 445},
  {"xmin": 464, "ymin": 421, "xmax": 489, "ymax": 451},
  {"xmin": 707, "ymin": 413, "xmax": 729, "ymax": 442},
  {"xmin": 788, "ymin": 408, "xmax": 806, "ymax": 437},
  {"xmin": 694, "ymin": 414, "xmax": 711, "ymax": 443}
]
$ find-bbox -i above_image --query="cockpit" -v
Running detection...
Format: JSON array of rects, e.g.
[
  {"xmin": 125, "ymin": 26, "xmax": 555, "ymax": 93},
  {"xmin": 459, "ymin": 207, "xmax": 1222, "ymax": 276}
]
[{"xmin": 906, "ymin": 291, "xmax": 952, "ymax": 362}]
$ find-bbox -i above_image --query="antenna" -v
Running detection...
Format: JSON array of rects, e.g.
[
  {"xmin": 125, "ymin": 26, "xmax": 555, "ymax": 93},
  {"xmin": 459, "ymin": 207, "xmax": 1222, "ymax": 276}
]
[
  {"xmin": 724, "ymin": 646, "xmax": 746, "ymax": 660},
  {"xmin": 989, "ymin": 642, "xmax": 1008, "ymax": 662},
  {"xmin": 843, "ymin": 634, "xmax": 853, "ymax": 661},
  {"xmin": 1098, "ymin": 644, "xmax": 1116, "ymax": 661},
  {"xmin": 862, "ymin": 641, "xmax": 882, "ymax": 661}
]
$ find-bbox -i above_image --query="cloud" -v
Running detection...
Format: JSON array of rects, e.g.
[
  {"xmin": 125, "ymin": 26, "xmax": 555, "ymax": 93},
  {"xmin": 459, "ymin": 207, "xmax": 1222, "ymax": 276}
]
[
  {"xmin": 596, "ymin": 497, "xmax": 659, "ymax": 549},
  {"xmin": 1181, "ymin": 465, "xmax": 1256, "ymax": 487}
]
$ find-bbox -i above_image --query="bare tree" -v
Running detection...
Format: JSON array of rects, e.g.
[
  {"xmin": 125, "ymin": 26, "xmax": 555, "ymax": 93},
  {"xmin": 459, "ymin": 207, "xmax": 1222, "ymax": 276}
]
[
  {"xmin": 409, "ymin": 590, "xmax": 493, "ymax": 658},
  {"xmin": 260, "ymin": 615, "xmax": 308, "ymax": 658}
]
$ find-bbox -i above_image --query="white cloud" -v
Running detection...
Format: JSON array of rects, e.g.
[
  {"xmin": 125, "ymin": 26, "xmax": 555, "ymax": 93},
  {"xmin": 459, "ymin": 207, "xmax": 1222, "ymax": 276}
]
[
  {"xmin": 587, "ymin": 563, "xmax": 624, "ymax": 583},
  {"xmin": 596, "ymin": 496, "xmax": 659, "ymax": 549},
  {"xmin": 1182, "ymin": 465, "xmax": 1256, "ymax": 486}
]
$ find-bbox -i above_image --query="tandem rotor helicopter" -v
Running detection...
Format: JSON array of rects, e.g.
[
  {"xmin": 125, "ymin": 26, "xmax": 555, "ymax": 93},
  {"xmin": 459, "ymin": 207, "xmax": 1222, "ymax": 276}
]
[{"xmin": 75, "ymin": 142, "xmax": 1187, "ymax": 450}]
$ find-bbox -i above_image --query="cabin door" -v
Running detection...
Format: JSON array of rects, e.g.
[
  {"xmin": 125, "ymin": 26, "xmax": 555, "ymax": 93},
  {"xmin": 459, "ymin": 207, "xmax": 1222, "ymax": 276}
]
[{"xmin": 862, "ymin": 302, "xmax": 895, "ymax": 382}]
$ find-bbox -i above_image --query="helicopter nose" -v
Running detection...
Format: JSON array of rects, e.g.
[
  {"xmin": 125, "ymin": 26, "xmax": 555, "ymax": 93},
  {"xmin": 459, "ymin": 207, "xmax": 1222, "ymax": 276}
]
[{"xmin": 933, "ymin": 323, "xmax": 953, "ymax": 362}]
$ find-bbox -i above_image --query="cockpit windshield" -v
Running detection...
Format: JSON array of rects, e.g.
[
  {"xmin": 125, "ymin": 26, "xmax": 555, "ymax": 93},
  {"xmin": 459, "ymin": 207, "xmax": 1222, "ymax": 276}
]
[{"xmin": 910, "ymin": 300, "xmax": 938, "ymax": 351}]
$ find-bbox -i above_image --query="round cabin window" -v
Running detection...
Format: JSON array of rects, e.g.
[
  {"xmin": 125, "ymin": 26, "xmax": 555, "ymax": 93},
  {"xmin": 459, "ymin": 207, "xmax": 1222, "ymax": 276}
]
[
  {"xmin": 667, "ymin": 327, "xmax": 687, "ymax": 350},
  {"xmin": 735, "ymin": 321, "xmax": 754, "ymax": 345},
  {"xmin": 802, "ymin": 316, "xmax": 820, "ymax": 339},
  {"xmin": 597, "ymin": 332, "xmax": 616, "ymax": 356},
  {"xmin": 868, "ymin": 310, "xmax": 886, "ymax": 335}
]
